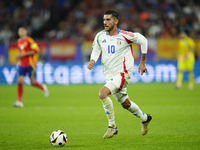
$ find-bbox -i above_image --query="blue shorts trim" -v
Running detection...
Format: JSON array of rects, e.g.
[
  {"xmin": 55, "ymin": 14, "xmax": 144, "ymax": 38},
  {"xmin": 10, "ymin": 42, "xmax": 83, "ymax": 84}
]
[{"xmin": 18, "ymin": 66, "xmax": 36, "ymax": 79}]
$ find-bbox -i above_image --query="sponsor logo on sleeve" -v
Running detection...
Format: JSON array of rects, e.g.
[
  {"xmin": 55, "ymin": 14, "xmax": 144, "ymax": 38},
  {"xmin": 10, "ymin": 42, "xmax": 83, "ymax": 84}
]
[{"xmin": 102, "ymin": 39, "xmax": 107, "ymax": 43}]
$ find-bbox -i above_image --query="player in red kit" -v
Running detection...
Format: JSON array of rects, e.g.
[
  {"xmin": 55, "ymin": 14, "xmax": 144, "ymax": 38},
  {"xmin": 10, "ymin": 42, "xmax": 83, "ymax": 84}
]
[{"xmin": 13, "ymin": 27, "xmax": 49, "ymax": 107}]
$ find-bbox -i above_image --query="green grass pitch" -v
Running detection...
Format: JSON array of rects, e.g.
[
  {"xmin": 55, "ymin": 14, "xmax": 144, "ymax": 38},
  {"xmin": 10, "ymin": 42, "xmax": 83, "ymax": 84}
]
[{"xmin": 0, "ymin": 83, "xmax": 200, "ymax": 150}]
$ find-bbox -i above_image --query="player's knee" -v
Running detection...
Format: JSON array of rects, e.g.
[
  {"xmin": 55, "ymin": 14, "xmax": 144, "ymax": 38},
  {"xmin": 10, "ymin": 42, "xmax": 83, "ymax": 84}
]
[
  {"xmin": 99, "ymin": 87, "xmax": 111, "ymax": 100},
  {"xmin": 99, "ymin": 91, "xmax": 106, "ymax": 100},
  {"xmin": 18, "ymin": 78, "xmax": 24, "ymax": 83},
  {"xmin": 18, "ymin": 80, "xmax": 23, "ymax": 84},
  {"xmin": 121, "ymin": 103, "xmax": 130, "ymax": 109},
  {"xmin": 178, "ymin": 70, "xmax": 183, "ymax": 73},
  {"xmin": 121, "ymin": 99, "xmax": 131, "ymax": 109},
  {"xmin": 30, "ymin": 80, "xmax": 35, "ymax": 86}
]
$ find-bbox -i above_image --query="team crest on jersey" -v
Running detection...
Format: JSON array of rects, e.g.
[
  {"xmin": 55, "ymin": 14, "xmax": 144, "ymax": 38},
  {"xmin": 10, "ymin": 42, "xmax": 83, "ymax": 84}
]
[
  {"xmin": 20, "ymin": 44, "xmax": 24, "ymax": 50},
  {"xmin": 117, "ymin": 38, "xmax": 121, "ymax": 45}
]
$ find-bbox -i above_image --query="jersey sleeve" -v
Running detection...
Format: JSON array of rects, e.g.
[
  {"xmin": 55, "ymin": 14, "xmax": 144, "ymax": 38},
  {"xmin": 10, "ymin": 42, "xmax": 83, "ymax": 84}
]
[
  {"xmin": 27, "ymin": 37, "xmax": 40, "ymax": 53},
  {"xmin": 120, "ymin": 30, "xmax": 148, "ymax": 54},
  {"xmin": 133, "ymin": 32, "xmax": 148, "ymax": 54},
  {"xmin": 90, "ymin": 33, "xmax": 102, "ymax": 62}
]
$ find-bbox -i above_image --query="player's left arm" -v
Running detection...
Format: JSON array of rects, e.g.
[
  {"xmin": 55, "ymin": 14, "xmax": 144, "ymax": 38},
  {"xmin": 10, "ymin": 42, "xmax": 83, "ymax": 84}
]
[
  {"xmin": 131, "ymin": 32, "xmax": 148, "ymax": 75},
  {"xmin": 189, "ymin": 39, "xmax": 195, "ymax": 52},
  {"xmin": 184, "ymin": 39, "xmax": 195, "ymax": 60},
  {"xmin": 29, "ymin": 37, "xmax": 40, "ymax": 54},
  {"xmin": 138, "ymin": 54, "xmax": 147, "ymax": 75}
]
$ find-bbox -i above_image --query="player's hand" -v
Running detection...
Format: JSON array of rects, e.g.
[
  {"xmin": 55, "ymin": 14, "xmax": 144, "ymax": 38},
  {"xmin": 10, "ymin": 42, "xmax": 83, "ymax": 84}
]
[
  {"xmin": 15, "ymin": 54, "xmax": 21, "ymax": 59},
  {"xmin": 184, "ymin": 53, "xmax": 190, "ymax": 60},
  {"xmin": 87, "ymin": 60, "xmax": 95, "ymax": 70},
  {"xmin": 138, "ymin": 62, "xmax": 147, "ymax": 75},
  {"xmin": 15, "ymin": 53, "xmax": 25, "ymax": 59}
]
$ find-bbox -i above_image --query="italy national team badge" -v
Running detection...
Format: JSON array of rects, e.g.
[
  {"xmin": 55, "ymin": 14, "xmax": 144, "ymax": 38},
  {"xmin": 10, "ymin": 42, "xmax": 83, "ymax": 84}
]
[{"xmin": 117, "ymin": 38, "xmax": 121, "ymax": 45}]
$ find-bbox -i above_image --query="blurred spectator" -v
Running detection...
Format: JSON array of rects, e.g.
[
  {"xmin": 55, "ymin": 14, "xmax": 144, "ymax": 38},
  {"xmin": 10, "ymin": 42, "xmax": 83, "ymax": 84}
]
[
  {"xmin": 0, "ymin": 0, "xmax": 200, "ymax": 42},
  {"xmin": 148, "ymin": 21, "xmax": 161, "ymax": 38},
  {"xmin": 0, "ymin": 25, "xmax": 12, "ymax": 44}
]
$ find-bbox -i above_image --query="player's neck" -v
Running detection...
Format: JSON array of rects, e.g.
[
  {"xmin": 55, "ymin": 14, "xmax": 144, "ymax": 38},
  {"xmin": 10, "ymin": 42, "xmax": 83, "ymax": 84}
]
[
  {"xmin": 20, "ymin": 35, "xmax": 27, "ymax": 40},
  {"xmin": 108, "ymin": 27, "xmax": 118, "ymax": 36}
]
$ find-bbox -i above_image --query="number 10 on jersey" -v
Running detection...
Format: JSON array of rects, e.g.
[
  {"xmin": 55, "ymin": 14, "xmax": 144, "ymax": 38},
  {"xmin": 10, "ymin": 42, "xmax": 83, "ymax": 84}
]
[{"xmin": 108, "ymin": 45, "xmax": 115, "ymax": 54}]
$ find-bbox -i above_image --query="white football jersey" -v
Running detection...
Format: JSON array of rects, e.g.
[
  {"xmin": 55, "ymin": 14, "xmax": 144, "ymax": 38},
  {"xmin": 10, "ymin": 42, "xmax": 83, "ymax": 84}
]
[{"xmin": 91, "ymin": 29, "xmax": 147, "ymax": 81}]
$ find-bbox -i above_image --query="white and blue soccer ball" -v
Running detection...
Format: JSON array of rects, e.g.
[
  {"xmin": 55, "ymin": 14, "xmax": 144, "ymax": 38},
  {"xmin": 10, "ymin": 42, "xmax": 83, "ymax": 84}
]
[{"xmin": 50, "ymin": 130, "xmax": 67, "ymax": 147}]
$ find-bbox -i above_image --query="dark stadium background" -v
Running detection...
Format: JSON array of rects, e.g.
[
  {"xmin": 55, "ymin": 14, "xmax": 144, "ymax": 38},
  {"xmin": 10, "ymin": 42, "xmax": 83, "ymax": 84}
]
[{"xmin": 0, "ymin": 0, "xmax": 200, "ymax": 84}]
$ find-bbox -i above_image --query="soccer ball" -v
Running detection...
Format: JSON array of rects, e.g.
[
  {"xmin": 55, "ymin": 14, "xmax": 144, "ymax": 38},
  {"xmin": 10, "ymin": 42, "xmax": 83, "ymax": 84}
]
[{"xmin": 49, "ymin": 130, "xmax": 67, "ymax": 147}]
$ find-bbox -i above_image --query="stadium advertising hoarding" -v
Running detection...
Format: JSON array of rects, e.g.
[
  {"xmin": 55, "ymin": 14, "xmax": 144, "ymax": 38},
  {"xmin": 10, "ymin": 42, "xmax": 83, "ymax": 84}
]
[
  {"xmin": 8, "ymin": 40, "xmax": 77, "ymax": 65},
  {"xmin": 0, "ymin": 44, "xmax": 6, "ymax": 66},
  {"xmin": 157, "ymin": 39, "xmax": 200, "ymax": 60},
  {"xmin": 1, "ymin": 38, "xmax": 199, "ymax": 85},
  {"xmin": 49, "ymin": 40, "xmax": 76, "ymax": 61},
  {"xmin": 6, "ymin": 38, "xmax": 200, "ymax": 64},
  {"xmin": 0, "ymin": 62, "xmax": 200, "ymax": 85}
]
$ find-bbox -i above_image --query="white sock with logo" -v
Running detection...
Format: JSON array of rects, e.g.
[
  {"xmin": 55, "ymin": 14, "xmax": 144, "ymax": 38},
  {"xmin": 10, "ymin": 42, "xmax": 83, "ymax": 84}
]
[
  {"xmin": 127, "ymin": 100, "xmax": 147, "ymax": 122},
  {"xmin": 101, "ymin": 97, "xmax": 116, "ymax": 127}
]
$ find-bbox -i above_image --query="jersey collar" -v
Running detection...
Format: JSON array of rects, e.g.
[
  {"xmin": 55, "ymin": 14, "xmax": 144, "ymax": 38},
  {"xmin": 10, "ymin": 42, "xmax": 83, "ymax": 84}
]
[{"xmin": 106, "ymin": 28, "xmax": 121, "ymax": 36}]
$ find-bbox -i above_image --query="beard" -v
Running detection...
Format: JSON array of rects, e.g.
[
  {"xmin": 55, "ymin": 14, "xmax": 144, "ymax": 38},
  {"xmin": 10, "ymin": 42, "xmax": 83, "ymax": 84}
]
[{"xmin": 104, "ymin": 24, "xmax": 115, "ymax": 32}]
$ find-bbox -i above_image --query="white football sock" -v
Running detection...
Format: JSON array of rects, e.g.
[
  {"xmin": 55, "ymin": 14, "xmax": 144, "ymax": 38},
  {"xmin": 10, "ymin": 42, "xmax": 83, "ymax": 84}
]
[
  {"xmin": 101, "ymin": 97, "xmax": 116, "ymax": 127},
  {"xmin": 127, "ymin": 100, "xmax": 147, "ymax": 122}
]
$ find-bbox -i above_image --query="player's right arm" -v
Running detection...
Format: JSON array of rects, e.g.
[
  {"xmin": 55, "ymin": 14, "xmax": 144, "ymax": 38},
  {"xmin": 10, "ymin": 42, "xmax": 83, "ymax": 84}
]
[
  {"xmin": 87, "ymin": 32, "xmax": 102, "ymax": 70},
  {"xmin": 188, "ymin": 38, "xmax": 195, "ymax": 52},
  {"xmin": 87, "ymin": 59, "xmax": 95, "ymax": 70},
  {"xmin": 184, "ymin": 38, "xmax": 195, "ymax": 60},
  {"xmin": 16, "ymin": 51, "xmax": 35, "ymax": 59}
]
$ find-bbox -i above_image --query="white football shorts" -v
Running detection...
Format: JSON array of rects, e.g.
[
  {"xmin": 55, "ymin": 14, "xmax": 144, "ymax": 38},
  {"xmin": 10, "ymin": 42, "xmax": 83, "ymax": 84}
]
[{"xmin": 105, "ymin": 72, "xmax": 131, "ymax": 104}]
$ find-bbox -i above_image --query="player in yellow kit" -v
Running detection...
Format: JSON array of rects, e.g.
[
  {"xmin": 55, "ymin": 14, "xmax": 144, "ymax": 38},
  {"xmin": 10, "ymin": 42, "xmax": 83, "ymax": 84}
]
[{"xmin": 176, "ymin": 31, "xmax": 195, "ymax": 90}]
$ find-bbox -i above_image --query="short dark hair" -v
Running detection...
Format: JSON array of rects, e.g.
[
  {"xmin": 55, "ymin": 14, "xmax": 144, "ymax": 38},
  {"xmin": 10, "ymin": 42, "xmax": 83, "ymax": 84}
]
[
  {"xmin": 19, "ymin": 26, "xmax": 27, "ymax": 30},
  {"xmin": 104, "ymin": 10, "xmax": 119, "ymax": 19}
]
